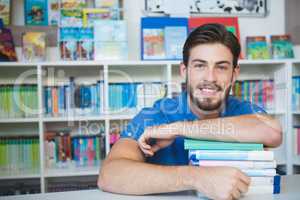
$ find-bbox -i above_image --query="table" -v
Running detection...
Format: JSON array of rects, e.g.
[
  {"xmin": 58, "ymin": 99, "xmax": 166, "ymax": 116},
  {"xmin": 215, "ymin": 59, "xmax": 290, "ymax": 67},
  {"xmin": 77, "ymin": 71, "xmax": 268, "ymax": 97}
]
[{"xmin": 1, "ymin": 175, "xmax": 300, "ymax": 200}]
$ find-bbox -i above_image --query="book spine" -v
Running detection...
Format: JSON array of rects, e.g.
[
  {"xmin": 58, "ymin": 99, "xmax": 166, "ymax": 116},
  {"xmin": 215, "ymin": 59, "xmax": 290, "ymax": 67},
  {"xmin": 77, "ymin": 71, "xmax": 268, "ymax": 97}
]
[
  {"xmin": 251, "ymin": 175, "xmax": 281, "ymax": 186},
  {"xmin": 242, "ymin": 169, "xmax": 276, "ymax": 177},
  {"xmin": 193, "ymin": 160, "xmax": 276, "ymax": 169},
  {"xmin": 189, "ymin": 150, "xmax": 274, "ymax": 161}
]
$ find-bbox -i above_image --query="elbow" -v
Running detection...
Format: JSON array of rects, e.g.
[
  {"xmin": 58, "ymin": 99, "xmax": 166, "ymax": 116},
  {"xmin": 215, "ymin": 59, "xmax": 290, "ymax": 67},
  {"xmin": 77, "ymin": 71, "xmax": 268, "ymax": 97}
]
[
  {"xmin": 97, "ymin": 162, "xmax": 113, "ymax": 193},
  {"xmin": 264, "ymin": 120, "xmax": 283, "ymax": 148}
]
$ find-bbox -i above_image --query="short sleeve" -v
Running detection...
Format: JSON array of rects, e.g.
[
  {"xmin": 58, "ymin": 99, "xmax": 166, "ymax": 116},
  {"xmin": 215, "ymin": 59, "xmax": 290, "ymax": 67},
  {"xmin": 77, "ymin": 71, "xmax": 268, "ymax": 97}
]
[{"xmin": 120, "ymin": 102, "xmax": 168, "ymax": 141}]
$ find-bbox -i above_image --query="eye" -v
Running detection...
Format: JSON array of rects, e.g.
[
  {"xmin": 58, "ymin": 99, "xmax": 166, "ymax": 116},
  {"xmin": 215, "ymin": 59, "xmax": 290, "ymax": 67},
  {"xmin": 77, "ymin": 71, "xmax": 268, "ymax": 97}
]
[
  {"xmin": 194, "ymin": 64, "xmax": 205, "ymax": 69},
  {"xmin": 216, "ymin": 65, "xmax": 228, "ymax": 70}
]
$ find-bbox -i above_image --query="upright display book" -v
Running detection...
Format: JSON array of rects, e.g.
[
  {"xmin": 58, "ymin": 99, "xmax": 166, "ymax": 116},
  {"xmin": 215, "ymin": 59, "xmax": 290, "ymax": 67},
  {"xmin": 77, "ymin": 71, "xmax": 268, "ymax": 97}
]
[
  {"xmin": 271, "ymin": 34, "xmax": 294, "ymax": 59},
  {"xmin": 22, "ymin": 32, "xmax": 46, "ymax": 62},
  {"xmin": 77, "ymin": 28, "xmax": 94, "ymax": 60},
  {"xmin": 95, "ymin": 0, "xmax": 119, "ymax": 8},
  {"xmin": 82, "ymin": 8, "xmax": 115, "ymax": 27},
  {"xmin": 48, "ymin": 0, "xmax": 59, "ymax": 25},
  {"xmin": 0, "ymin": 28, "xmax": 17, "ymax": 61},
  {"xmin": 0, "ymin": 0, "xmax": 10, "ymax": 25},
  {"xmin": 60, "ymin": 9, "xmax": 83, "ymax": 27},
  {"xmin": 59, "ymin": 27, "xmax": 78, "ymax": 60},
  {"xmin": 61, "ymin": 0, "xmax": 86, "ymax": 9},
  {"xmin": 246, "ymin": 36, "xmax": 270, "ymax": 60},
  {"xmin": 24, "ymin": 0, "xmax": 48, "ymax": 26}
]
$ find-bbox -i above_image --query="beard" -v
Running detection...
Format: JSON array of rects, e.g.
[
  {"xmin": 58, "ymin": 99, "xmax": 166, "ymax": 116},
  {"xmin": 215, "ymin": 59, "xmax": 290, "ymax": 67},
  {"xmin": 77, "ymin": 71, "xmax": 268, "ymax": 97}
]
[{"xmin": 187, "ymin": 81, "xmax": 231, "ymax": 112}]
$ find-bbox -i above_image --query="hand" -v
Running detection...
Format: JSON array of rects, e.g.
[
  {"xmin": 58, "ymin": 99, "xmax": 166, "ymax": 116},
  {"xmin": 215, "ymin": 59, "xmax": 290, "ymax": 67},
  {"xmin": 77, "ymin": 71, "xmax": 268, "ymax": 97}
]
[
  {"xmin": 138, "ymin": 124, "xmax": 178, "ymax": 157},
  {"xmin": 191, "ymin": 166, "xmax": 250, "ymax": 200}
]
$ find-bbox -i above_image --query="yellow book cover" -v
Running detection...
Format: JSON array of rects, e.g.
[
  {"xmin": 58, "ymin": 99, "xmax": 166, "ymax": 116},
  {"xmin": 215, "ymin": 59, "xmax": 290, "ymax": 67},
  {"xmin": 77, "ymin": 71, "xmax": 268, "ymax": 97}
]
[
  {"xmin": 82, "ymin": 8, "xmax": 113, "ymax": 27},
  {"xmin": 22, "ymin": 32, "xmax": 46, "ymax": 62}
]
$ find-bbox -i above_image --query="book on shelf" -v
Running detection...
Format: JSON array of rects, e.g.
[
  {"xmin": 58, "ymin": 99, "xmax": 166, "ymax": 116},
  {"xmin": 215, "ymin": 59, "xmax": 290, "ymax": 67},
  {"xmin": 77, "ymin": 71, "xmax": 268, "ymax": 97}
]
[
  {"xmin": 61, "ymin": 0, "xmax": 86, "ymax": 9},
  {"xmin": 0, "ymin": 84, "xmax": 38, "ymax": 118},
  {"xmin": 82, "ymin": 8, "xmax": 117, "ymax": 27},
  {"xmin": 292, "ymin": 76, "xmax": 300, "ymax": 111},
  {"xmin": 294, "ymin": 127, "xmax": 300, "ymax": 155},
  {"xmin": 95, "ymin": 0, "xmax": 119, "ymax": 8},
  {"xmin": 0, "ymin": 27, "xmax": 17, "ymax": 61},
  {"xmin": 271, "ymin": 34, "xmax": 294, "ymax": 59},
  {"xmin": 77, "ymin": 27, "xmax": 94, "ymax": 60},
  {"xmin": 44, "ymin": 78, "xmax": 104, "ymax": 117},
  {"xmin": 48, "ymin": 0, "xmax": 59, "ymax": 25},
  {"xmin": 45, "ymin": 131, "xmax": 105, "ymax": 169},
  {"xmin": 22, "ymin": 32, "xmax": 46, "ymax": 62},
  {"xmin": 246, "ymin": 36, "xmax": 270, "ymax": 60},
  {"xmin": 59, "ymin": 27, "xmax": 78, "ymax": 60},
  {"xmin": 24, "ymin": 0, "xmax": 48, "ymax": 26},
  {"xmin": 0, "ymin": 136, "xmax": 40, "ymax": 175},
  {"xmin": 94, "ymin": 20, "xmax": 128, "ymax": 60},
  {"xmin": 141, "ymin": 17, "xmax": 188, "ymax": 60},
  {"xmin": 0, "ymin": 0, "xmax": 10, "ymax": 25},
  {"xmin": 60, "ymin": 9, "xmax": 83, "ymax": 27},
  {"xmin": 232, "ymin": 79, "xmax": 274, "ymax": 111}
]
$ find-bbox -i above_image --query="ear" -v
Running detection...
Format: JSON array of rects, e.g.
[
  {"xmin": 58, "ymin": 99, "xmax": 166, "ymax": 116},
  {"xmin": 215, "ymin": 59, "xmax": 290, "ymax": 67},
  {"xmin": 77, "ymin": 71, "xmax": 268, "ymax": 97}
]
[
  {"xmin": 232, "ymin": 65, "xmax": 240, "ymax": 84},
  {"xmin": 180, "ymin": 62, "xmax": 187, "ymax": 79}
]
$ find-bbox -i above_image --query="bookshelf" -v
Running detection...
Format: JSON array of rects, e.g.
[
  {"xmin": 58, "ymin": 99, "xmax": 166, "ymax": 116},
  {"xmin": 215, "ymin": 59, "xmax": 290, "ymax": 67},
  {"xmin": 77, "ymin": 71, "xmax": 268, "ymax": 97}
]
[{"xmin": 0, "ymin": 59, "xmax": 299, "ymax": 194}]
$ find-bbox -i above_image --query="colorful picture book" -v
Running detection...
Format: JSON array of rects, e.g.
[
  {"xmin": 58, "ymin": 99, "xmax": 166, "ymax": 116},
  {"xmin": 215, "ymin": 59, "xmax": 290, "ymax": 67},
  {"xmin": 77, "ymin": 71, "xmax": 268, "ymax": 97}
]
[
  {"xmin": 0, "ymin": 0, "xmax": 10, "ymax": 25},
  {"xmin": 246, "ymin": 36, "xmax": 270, "ymax": 60},
  {"xmin": 141, "ymin": 17, "xmax": 188, "ymax": 60},
  {"xmin": 61, "ymin": 0, "xmax": 86, "ymax": 9},
  {"xmin": 60, "ymin": 9, "xmax": 83, "ymax": 27},
  {"xmin": 48, "ymin": 0, "xmax": 59, "ymax": 25},
  {"xmin": 94, "ymin": 20, "xmax": 128, "ymax": 60},
  {"xmin": 271, "ymin": 34, "xmax": 294, "ymax": 59},
  {"xmin": 0, "ymin": 27, "xmax": 17, "ymax": 61},
  {"xmin": 22, "ymin": 32, "xmax": 46, "ymax": 62},
  {"xmin": 95, "ymin": 0, "xmax": 119, "ymax": 8},
  {"xmin": 24, "ymin": 0, "xmax": 48, "ymax": 26},
  {"xmin": 82, "ymin": 8, "xmax": 115, "ymax": 27}
]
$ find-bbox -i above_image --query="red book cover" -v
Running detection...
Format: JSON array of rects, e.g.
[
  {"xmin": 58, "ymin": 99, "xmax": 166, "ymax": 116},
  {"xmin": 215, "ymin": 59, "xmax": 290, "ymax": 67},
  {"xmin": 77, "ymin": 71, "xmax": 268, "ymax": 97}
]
[
  {"xmin": 188, "ymin": 17, "xmax": 243, "ymax": 59},
  {"xmin": 0, "ymin": 28, "xmax": 17, "ymax": 61}
]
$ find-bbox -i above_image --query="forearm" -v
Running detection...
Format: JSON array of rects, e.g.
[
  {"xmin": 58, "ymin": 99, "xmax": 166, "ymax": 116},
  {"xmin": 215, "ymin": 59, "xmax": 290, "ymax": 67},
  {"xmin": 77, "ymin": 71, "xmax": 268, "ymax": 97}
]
[
  {"xmin": 98, "ymin": 159, "xmax": 193, "ymax": 195},
  {"xmin": 171, "ymin": 114, "xmax": 282, "ymax": 147}
]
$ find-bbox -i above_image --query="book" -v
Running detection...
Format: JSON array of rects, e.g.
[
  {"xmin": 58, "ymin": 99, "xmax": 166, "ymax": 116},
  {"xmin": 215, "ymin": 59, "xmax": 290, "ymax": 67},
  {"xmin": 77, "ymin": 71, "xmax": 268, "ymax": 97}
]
[
  {"xmin": 0, "ymin": 0, "xmax": 10, "ymax": 25},
  {"xmin": 48, "ymin": 0, "xmax": 59, "ymax": 25},
  {"xmin": 242, "ymin": 169, "xmax": 277, "ymax": 177},
  {"xmin": 24, "ymin": 0, "xmax": 48, "ymax": 26},
  {"xmin": 22, "ymin": 32, "xmax": 46, "ymax": 62},
  {"xmin": 189, "ymin": 150, "xmax": 274, "ymax": 161},
  {"xmin": 271, "ymin": 34, "xmax": 294, "ymax": 59},
  {"xmin": 94, "ymin": 20, "xmax": 127, "ymax": 42},
  {"xmin": 184, "ymin": 139, "xmax": 264, "ymax": 151},
  {"xmin": 94, "ymin": 42, "xmax": 128, "ymax": 60},
  {"xmin": 59, "ymin": 27, "xmax": 78, "ymax": 60},
  {"xmin": 164, "ymin": 26, "xmax": 187, "ymax": 60},
  {"xmin": 0, "ymin": 27, "xmax": 17, "ymax": 61},
  {"xmin": 190, "ymin": 160, "xmax": 276, "ymax": 169},
  {"xmin": 142, "ymin": 28, "xmax": 165, "ymax": 60},
  {"xmin": 250, "ymin": 175, "xmax": 281, "ymax": 186},
  {"xmin": 95, "ymin": 0, "xmax": 119, "ymax": 8},
  {"xmin": 82, "ymin": 8, "xmax": 116, "ymax": 27},
  {"xmin": 60, "ymin": 9, "xmax": 83, "ymax": 27},
  {"xmin": 246, "ymin": 36, "xmax": 270, "ymax": 60},
  {"xmin": 61, "ymin": 0, "xmax": 86, "ymax": 9},
  {"xmin": 77, "ymin": 28, "xmax": 94, "ymax": 60}
]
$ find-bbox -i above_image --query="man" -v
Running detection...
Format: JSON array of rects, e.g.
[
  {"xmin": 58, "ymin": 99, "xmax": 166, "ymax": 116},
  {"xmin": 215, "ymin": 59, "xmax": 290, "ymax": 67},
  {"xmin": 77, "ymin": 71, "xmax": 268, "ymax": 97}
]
[{"xmin": 98, "ymin": 24, "xmax": 282, "ymax": 200}]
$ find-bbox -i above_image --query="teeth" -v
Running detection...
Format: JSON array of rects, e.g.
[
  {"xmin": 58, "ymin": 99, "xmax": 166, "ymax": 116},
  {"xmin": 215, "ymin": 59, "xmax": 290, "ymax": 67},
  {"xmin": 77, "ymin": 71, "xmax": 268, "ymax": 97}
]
[{"xmin": 202, "ymin": 88, "xmax": 216, "ymax": 93}]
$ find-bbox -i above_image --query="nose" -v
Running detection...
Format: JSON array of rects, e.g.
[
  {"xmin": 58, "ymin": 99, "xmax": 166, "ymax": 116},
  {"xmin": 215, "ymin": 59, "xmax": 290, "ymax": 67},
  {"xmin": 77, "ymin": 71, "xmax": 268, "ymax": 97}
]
[{"xmin": 204, "ymin": 68, "xmax": 217, "ymax": 82}]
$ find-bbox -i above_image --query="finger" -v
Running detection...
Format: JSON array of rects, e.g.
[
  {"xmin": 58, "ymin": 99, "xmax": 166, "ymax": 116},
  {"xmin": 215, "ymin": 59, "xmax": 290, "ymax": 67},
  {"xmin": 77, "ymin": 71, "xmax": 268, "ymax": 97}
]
[
  {"xmin": 140, "ymin": 147, "xmax": 154, "ymax": 157},
  {"xmin": 138, "ymin": 137, "xmax": 151, "ymax": 150},
  {"xmin": 231, "ymin": 189, "xmax": 241, "ymax": 200},
  {"xmin": 151, "ymin": 144, "xmax": 161, "ymax": 153},
  {"xmin": 237, "ymin": 171, "xmax": 251, "ymax": 185},
  {"xmin": 237, "ymin": 179, "xmax": 249, "ymax": 194}
]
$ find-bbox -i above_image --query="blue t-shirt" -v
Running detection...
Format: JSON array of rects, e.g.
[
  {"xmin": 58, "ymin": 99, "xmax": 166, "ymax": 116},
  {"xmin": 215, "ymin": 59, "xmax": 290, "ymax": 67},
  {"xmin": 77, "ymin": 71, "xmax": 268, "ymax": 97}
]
[{"xmin": 121, "ymin": 92, "xmax": 266, "ymax": 166}]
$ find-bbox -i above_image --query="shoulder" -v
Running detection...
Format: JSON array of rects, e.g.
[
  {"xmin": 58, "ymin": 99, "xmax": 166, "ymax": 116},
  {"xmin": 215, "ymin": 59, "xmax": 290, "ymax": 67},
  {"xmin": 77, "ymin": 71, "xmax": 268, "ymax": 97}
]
[{"xmin": 225, "ymin": 96, "xmax": 266, "ymax": 116}]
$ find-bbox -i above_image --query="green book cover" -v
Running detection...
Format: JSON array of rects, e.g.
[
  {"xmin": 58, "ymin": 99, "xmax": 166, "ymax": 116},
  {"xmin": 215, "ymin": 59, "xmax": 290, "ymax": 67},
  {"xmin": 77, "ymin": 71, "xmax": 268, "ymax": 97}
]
[{"xmin": 184, "ymin": 139, "xmax": 264, "ymax": 151}]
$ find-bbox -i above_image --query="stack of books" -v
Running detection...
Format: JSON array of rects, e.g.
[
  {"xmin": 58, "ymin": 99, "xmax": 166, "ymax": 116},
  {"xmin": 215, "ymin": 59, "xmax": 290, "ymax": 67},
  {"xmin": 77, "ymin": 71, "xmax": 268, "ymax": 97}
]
[{"xmin": 184, "ymin": 139, "xmax": 281, "ymax": 197}]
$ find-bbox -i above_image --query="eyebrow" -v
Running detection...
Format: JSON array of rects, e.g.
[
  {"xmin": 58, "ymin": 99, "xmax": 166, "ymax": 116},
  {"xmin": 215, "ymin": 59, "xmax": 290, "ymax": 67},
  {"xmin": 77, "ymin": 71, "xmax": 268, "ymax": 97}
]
[{"xmin": 191, "ymin": 59, "xmax": 232, "ymax": 65}]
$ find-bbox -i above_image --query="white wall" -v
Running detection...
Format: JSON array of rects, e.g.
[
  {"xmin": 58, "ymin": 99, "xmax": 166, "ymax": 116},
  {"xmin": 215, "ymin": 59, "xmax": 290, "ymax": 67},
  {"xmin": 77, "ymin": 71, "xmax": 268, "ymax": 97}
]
[{"xmin": 12, "ymin": 0, "xmax": 292, "ymax": 60}]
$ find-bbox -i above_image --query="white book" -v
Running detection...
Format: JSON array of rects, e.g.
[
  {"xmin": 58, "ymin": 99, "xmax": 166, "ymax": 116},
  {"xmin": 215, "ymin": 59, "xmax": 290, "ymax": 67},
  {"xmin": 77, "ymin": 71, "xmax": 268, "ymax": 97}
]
[{"xmin": 194, "ymin": 160, "xmax": 276, "ymax": 169}]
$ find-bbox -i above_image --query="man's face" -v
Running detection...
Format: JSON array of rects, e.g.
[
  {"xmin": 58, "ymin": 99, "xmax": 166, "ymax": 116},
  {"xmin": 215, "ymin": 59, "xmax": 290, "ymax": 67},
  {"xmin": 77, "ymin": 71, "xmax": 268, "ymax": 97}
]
[{"xmin": 182, "ymin": 43, "xmax": 239, "ymax": 112}]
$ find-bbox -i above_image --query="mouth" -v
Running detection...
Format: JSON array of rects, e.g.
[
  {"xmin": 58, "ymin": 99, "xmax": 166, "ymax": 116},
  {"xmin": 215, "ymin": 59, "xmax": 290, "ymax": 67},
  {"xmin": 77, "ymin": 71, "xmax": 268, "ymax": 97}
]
[{"xmin": 197, "ymin": 84, "xmax": 222, "ymax": 97}]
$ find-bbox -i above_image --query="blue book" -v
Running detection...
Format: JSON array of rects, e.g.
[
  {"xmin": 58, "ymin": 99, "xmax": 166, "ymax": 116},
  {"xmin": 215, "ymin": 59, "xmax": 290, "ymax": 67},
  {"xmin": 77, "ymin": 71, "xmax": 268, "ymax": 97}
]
[{"xmin": 24, "ymin": 0, "xmax": 48, "ymax": 26}]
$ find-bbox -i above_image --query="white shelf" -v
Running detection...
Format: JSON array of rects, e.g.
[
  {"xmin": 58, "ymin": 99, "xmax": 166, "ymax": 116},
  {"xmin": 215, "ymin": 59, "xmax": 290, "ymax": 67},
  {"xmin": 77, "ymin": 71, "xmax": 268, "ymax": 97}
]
[
  {"xmin": 44, "ymin": 166, "xmax": 100, "ymax": 178},
  {"xmin": 43, "ymin": 116, "xmax": 107, "ymax": 122},
  {"xmin": 0, "ymin": 118, "xmax": 39, "ymax": 123},
  {"xmin": 293, "ymin": 156, "xmax": 300, "ymax": 165},
  {"xmin": 292, "ymin": 111, "xmax": 300, "ymax": 115},
  {"xmin": 0, "ymin": 172, "xmax": 40, "ymax": 180},
  {"xmin": 267, "ymin": 110, "xmax": 287, "ymax": 115}
]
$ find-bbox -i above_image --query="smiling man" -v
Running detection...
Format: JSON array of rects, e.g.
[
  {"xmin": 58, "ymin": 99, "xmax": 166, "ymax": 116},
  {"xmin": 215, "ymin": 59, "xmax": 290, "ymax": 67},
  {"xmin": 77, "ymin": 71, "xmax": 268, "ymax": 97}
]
[{"xmin": 98, "ymin": 24, "xmax": 282, "ymax": 200}]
